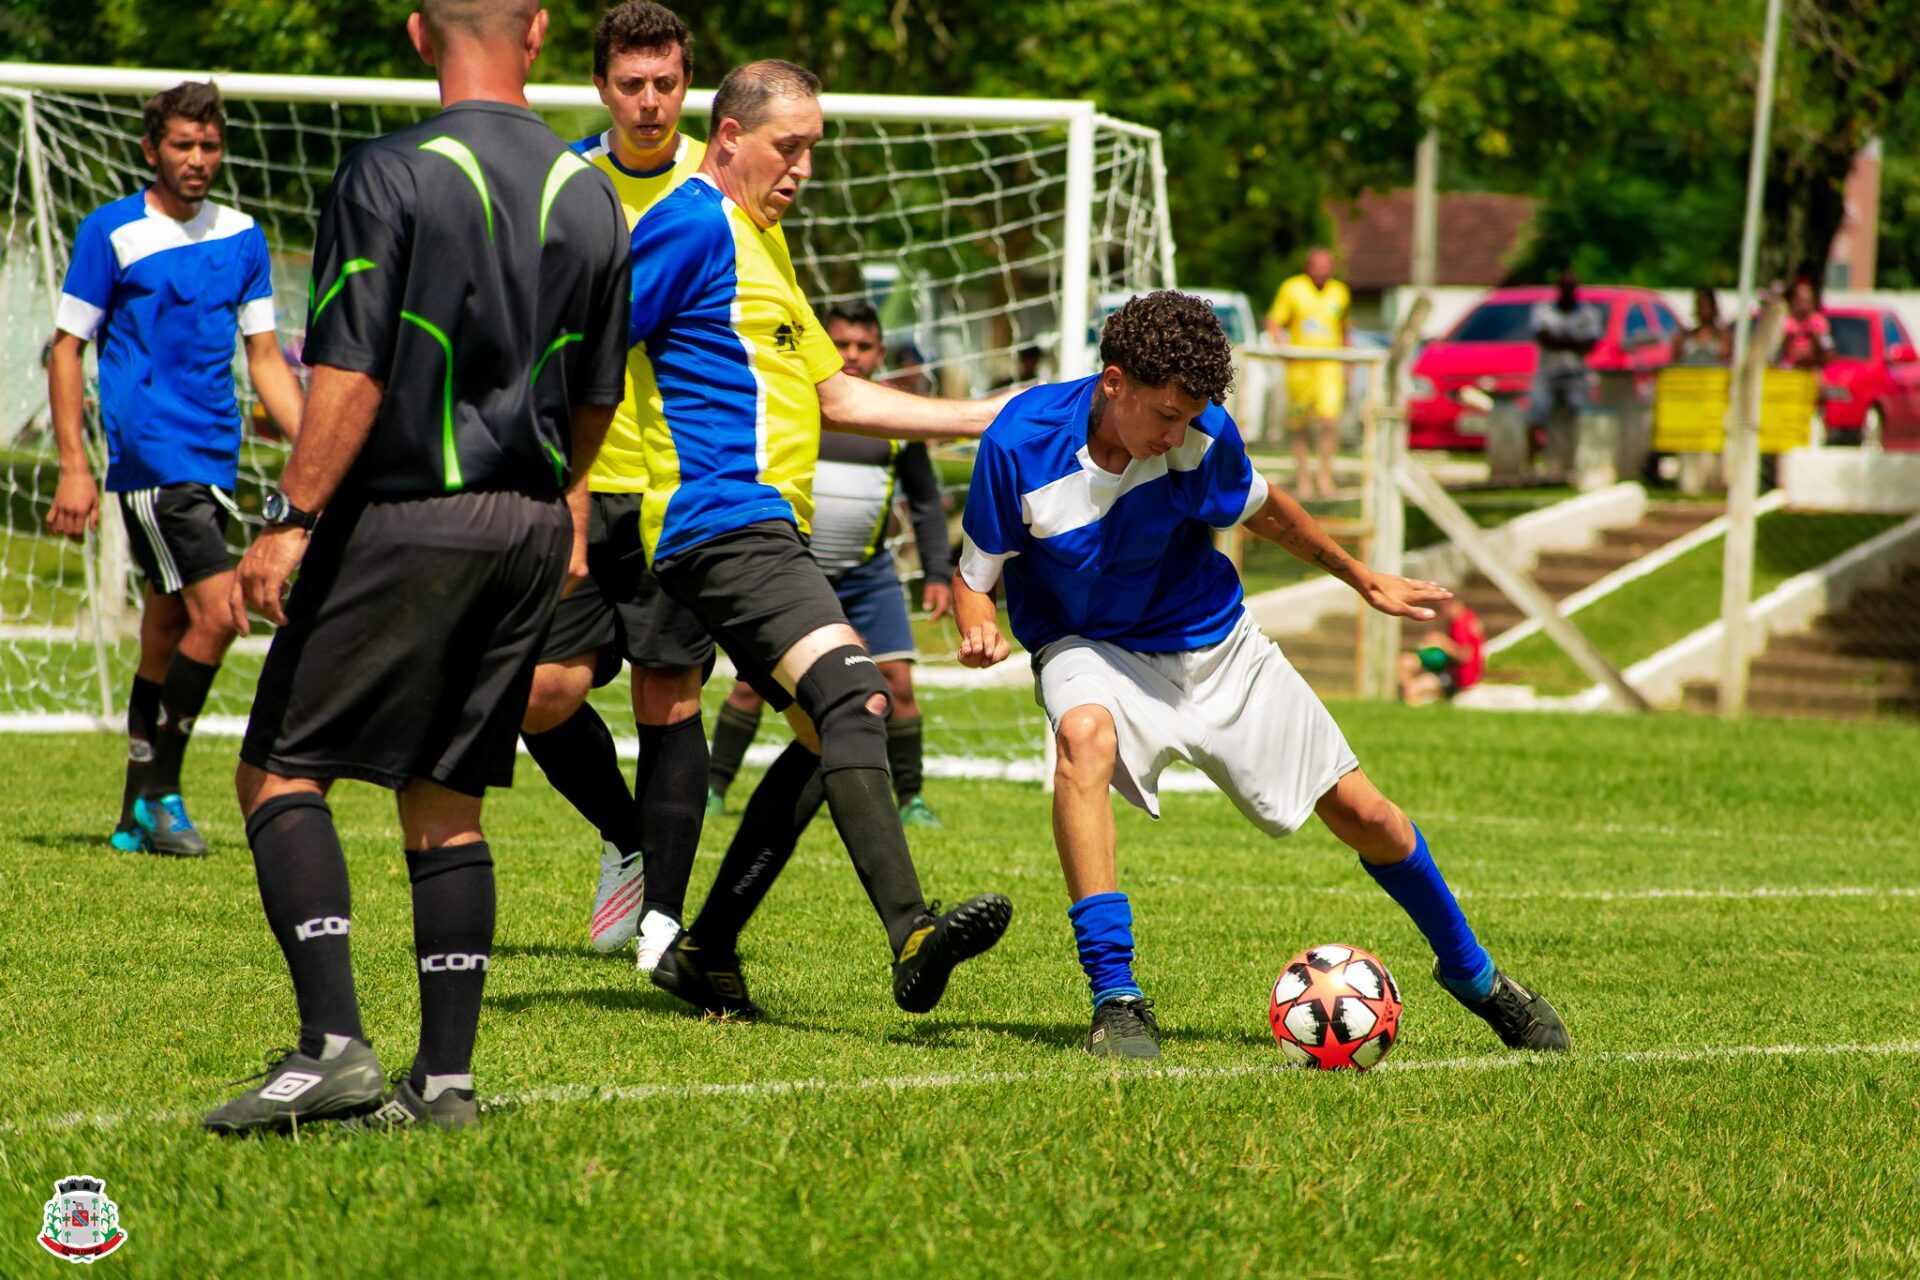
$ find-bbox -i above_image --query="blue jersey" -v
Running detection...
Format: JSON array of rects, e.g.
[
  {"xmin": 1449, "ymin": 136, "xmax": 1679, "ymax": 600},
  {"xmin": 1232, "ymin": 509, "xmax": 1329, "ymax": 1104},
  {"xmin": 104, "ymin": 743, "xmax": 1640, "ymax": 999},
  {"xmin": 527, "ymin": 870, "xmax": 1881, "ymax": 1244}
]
[
  {"xmin": 958, "ymin": 377, "xmax": 1269, "ymax": 653},
  {"xmin": 56, "ymin": 191, "xmax": 277, "ymax": 492},
  {"xmin": 627, "ymin": 176, "xmax": 841, "ymax": 562}
]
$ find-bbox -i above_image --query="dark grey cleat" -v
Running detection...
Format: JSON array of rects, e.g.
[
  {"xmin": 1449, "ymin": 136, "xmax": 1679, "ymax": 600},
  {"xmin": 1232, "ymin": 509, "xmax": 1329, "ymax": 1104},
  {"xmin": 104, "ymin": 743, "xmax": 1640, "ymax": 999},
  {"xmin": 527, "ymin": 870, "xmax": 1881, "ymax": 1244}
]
[
  {"xmin": 1087, "ymin": 995, "xmax": 1161, "ymax": 1060},
  {"xmin": 345, "ymin": 1076, "xmax": 479, "ymax": 1132},
  {"xmin": 650, "ymin": 930, "xmax": 765, "ymax": 1020},
  {"xmin": 1435, "ymin": 962, "xmax": 1571, "ymax": 1052},
  {"xmin": 891, "ymin": 894, "xmax": 1013, "ymax": 1014},
  {"xmin": 201, "ymin": 1040, "xmax": 385, "ymax": 1135},
  {"xmin": 134, "ymin": 794, "xmax": 209, "ymax": 857}
]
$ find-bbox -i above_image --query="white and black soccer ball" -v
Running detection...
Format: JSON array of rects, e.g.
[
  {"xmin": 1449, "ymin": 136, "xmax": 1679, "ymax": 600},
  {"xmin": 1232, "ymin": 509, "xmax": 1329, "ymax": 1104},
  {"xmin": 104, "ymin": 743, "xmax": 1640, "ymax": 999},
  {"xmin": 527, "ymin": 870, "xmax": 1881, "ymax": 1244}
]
[{"xmin": 1268, "ymin": 943, "xmax": 1402, "ymax": 1070}]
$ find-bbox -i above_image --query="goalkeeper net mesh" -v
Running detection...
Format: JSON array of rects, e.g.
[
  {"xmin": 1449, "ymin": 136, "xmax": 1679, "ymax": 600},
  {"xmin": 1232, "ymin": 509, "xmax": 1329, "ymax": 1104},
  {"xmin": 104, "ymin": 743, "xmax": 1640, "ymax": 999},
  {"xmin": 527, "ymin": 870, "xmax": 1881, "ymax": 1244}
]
[{"xmin": 0, "ymin": 74, "xmax": 1171, "ymax": 765}]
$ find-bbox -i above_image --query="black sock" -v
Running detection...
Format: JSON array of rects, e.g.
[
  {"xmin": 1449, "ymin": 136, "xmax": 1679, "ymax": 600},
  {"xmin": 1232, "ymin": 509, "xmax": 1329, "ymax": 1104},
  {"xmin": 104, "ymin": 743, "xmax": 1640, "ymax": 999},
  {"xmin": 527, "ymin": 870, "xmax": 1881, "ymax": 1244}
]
[
  {"xmin": 152, "ymin": 653, "xmax": 217, "ymax": 798},
  {"xmin": 887, "ymin": 713, "xmax": 925, "ymax": 805},
  {"xmin": 691, "ymin": 741, "xmax": 825, "ymax": 947},
  {"xmin": 119, "ymin": 676, "xmax": 162, "ymax": 826},
  {"xmin": 707, "ymin": 701, "xmax": 762, "ymax": 795},
  {"xmin": 522, "ymin": 706, "xmax": 642, "ymax": 862},
  {"xmin": 407, "ymin": 841, "xmax": 495, "ymax": 1093},
  {"xmin": 636, "ymin": 712, "xmax": 709, "ymax": 920},
  {"xmin": 821, "ymin": 768, "xmax": 927, "ymax": 953},
  {"xmin": 246, "ymin": 794, "xmax": 364, "ymax": 1058}
]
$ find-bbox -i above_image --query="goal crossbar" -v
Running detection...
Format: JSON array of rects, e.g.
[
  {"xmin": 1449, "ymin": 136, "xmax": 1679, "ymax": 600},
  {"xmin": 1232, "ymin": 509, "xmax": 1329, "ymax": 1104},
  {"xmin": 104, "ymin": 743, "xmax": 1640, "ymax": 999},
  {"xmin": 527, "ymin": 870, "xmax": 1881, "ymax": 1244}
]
[{"xmin": 0, "ymin": 62, "xmax": 1100, "ymax": 126}]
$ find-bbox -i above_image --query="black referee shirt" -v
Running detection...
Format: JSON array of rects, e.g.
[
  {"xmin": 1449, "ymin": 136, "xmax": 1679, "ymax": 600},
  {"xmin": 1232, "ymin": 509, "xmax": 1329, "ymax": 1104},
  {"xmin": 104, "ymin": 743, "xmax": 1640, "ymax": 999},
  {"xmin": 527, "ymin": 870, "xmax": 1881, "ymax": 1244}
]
[{"xmin": 304, "ymin": 100, "xmax": 628, "ymax": 501}]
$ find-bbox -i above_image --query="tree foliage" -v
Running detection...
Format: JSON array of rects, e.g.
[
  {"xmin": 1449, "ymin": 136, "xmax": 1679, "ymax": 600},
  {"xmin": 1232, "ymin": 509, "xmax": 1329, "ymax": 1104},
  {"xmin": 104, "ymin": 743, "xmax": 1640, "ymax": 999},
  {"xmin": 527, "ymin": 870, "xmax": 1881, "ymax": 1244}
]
[{"xmin": 3, "ymin": 0, "xmax": 1914, "ymax": 292}]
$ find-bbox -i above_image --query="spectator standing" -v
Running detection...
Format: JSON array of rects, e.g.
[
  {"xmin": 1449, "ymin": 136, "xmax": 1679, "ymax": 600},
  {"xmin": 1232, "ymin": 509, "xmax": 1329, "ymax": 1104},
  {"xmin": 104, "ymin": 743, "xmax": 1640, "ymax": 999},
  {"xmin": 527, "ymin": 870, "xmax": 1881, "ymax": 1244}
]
[
  {"xmin": 1527, "ymin": 270, "xmax": 1602, "ymax": 477},
  {"xmin": 1776, "ymin": 277, "xmax": 1833, "ymax": 369},
  {"xmin": 1672, "ymin": 288, "xmax": 1732, "ymax": 365}
]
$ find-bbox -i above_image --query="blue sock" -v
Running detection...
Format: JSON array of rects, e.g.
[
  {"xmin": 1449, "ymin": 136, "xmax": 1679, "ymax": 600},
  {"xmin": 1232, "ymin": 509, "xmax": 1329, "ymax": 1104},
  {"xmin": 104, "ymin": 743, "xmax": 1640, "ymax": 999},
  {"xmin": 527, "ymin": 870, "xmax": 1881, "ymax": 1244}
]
[
  {"xmin": 1068, "ymin": 891, "xmax": 1143, "ymax": 1009},
  {"xmin": 1362, "ymin": 824, "xmax": 1495, "ymax": 1001}
]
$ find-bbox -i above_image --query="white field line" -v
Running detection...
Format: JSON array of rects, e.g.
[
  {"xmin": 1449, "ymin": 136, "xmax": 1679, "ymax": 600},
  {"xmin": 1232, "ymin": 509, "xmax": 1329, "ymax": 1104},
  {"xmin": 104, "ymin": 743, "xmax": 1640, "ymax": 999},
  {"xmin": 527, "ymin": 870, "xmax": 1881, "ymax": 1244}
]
[{"xmin": 8, "ymin": 1039, "xmax": 1919, "ymax": 1137}]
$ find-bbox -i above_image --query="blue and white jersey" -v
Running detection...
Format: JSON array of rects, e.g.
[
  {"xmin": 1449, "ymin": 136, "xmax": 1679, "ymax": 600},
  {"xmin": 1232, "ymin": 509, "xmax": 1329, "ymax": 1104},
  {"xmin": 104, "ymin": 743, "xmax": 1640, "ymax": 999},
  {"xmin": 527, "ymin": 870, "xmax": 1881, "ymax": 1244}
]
[
  {"xmin": 959, "ymin": 376, "xmax": 1269, "ymax": 654},
  {"xmin": 55, "ymin": 191, "xmax": 276, "ymax": 492}
]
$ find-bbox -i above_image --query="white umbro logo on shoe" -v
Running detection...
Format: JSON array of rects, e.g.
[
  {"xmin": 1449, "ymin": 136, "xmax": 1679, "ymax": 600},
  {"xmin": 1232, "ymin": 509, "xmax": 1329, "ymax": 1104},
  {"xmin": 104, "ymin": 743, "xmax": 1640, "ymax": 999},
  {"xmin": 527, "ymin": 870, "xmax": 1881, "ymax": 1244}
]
[{"xmin": 258, "ymin": 1071, "xmax": 323, "ymax": 1102}]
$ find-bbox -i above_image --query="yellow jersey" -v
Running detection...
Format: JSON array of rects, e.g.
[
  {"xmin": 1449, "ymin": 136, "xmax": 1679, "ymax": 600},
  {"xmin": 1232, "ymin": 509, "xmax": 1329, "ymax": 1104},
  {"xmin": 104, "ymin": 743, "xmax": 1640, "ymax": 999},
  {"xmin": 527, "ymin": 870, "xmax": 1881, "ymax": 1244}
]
[
  {"xmin": 1266, "ymin": 274, "xmax": 1350, "ymax": 350},
  {"xmin": 569, "ymin": 130, "xmax": 707, "ymax": 493},
  {"xmin": 626, "ymin": 174, "xmax": 842, "ymax": 561}
]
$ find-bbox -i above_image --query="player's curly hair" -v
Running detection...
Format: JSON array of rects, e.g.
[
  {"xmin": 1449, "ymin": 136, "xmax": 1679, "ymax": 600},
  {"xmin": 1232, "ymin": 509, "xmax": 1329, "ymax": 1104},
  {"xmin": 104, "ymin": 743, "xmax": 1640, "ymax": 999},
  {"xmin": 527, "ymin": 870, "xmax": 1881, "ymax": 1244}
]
[
  {"xmin": 142, "ymin": 81, "xmax": 223, "ymax": 148},
  {"xmin": 1097, "ymin": 290, "xmax": 1235, "ymax": 406},
  {"xmin": 594, "ymin": 1, "xmax": 693, "ymax": 81}
]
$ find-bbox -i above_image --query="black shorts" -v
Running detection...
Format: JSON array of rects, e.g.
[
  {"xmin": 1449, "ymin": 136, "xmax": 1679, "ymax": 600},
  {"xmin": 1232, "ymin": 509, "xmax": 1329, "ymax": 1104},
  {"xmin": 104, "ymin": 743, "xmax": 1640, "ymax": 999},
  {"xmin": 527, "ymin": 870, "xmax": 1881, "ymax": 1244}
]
[
  {"xmin": 651, "ymin": 520, "xmax": 850, "ymax": 710},
  {"xmin": 116, "ymin": 483, "xmax": 233, "ymax": 594},
  {"xmin": 241, "ymin": 491, "xmax": 570, "ymax": 796},
  {"xmin": 538, "ymin": 492, "xmax": 715, "ymax": 685}
]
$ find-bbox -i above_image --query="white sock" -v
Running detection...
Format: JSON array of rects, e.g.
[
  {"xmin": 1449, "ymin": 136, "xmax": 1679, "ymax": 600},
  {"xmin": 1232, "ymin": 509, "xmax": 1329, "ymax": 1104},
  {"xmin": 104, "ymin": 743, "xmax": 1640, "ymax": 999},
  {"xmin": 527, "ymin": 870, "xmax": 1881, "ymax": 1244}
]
[
  {"xmin": 422, "ymin": 1073, "xmax": 473, "ymax": 1102},
  {"xmin": 318, "ymin": 1033, "xmax": 358, "ymax": 1062}
]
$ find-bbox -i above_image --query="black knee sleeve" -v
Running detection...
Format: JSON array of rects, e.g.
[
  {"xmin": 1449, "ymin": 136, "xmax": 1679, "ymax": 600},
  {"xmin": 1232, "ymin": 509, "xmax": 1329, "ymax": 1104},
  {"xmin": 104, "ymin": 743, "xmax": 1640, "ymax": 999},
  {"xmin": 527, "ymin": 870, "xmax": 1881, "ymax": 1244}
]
[
  {"xmin": 795, "ymin": 646, "xmax": 891, "ymax": 774},
  {"xmin": 246, "ymin": 792, "xmax": 333, "ymax": 845},
  {"xmin": 407, "ymin": 841, "xmax": 495, "ymax": 884}
]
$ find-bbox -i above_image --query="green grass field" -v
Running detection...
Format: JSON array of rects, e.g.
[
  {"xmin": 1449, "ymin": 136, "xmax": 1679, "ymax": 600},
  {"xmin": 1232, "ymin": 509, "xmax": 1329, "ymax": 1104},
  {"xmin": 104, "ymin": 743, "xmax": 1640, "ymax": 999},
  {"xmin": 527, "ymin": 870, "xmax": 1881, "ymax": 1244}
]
[{"xmin": 4, "ymin": 703, "xmax": 1920, "ymax": 1277}]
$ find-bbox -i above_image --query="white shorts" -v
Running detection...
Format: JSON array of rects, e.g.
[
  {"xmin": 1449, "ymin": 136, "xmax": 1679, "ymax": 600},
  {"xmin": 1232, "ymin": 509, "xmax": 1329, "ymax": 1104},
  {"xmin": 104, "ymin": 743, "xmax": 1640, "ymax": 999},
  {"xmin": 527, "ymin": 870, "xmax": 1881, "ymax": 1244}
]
[{"xmin": 1034, "ymin": 611, "xmax": 1360, "ymax": 837}]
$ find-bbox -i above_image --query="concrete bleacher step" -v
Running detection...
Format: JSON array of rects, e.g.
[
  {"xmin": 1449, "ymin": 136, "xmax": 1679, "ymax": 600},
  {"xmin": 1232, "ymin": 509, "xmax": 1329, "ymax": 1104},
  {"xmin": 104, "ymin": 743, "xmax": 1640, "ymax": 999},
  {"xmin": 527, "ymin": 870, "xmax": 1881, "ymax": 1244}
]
[
  {"xmin": 1749, "ymin": 651, "xmax": 1920, "ymax": 689},
  {"xmin": 1769, "ymin": 630, "xmax": 1920, "ymax": 662},
  {"xmin": 1681, "ymin": 678, "xmax": 1920, "ymax": 719}
]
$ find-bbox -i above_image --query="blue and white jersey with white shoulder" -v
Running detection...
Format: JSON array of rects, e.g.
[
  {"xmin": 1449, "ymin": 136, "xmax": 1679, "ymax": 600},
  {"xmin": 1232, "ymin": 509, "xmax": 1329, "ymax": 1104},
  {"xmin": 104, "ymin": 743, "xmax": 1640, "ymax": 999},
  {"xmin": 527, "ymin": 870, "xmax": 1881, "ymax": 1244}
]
[
  {"xmin": 958, "ymin": 375, "xmax": 1269, "ymax": 654},
  {"xmin": 55, "ymin": 191, "xmax": 276, "ymax": 493}
]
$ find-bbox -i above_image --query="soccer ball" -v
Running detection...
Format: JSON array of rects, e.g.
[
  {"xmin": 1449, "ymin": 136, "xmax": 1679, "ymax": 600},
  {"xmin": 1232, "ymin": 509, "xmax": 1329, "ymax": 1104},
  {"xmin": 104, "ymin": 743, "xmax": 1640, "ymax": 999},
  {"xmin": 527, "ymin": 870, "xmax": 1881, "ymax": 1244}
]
[{"xmin": 1269, "ymin": 943, "xmax": 1402, "ymax": 1070}]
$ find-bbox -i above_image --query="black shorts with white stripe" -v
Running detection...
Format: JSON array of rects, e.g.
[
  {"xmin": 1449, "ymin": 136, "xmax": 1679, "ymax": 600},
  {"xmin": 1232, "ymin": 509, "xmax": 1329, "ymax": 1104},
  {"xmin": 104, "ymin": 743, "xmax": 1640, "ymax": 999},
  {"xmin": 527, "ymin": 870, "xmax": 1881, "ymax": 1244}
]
[{"xmin": 116, "ymin": 483, "xmax": 234, "ymax": 595}]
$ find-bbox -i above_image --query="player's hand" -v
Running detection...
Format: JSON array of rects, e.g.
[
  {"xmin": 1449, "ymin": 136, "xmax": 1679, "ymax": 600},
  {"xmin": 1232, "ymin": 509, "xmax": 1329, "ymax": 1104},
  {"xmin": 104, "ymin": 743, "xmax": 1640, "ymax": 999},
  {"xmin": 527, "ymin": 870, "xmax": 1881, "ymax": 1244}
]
[
  {"xmin": 1360, "ymin": 572, "xmax": 1451, "ymax": 622},
  {"xmin": 232, "ymin": 525, "xmax": 309, "ymax": 634},
  {"xmin": 957, "ymin": 619, "xmax": 1009, "ymax": 668},
  {"xmin": 921, "ymin": 581, "xmax": 953, "ymax": 622},
  {"xmin": 47, "ymin": 469, "xmax": 99, "ymax": 540}
]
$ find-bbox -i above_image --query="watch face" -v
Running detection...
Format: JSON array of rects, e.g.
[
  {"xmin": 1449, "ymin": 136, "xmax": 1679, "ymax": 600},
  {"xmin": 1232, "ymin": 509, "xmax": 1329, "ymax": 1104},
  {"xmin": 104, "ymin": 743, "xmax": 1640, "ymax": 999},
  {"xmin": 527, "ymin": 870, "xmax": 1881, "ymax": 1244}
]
[{"xmin": 264, "ymin": 492, "xmax": 287, "ymax": 523}]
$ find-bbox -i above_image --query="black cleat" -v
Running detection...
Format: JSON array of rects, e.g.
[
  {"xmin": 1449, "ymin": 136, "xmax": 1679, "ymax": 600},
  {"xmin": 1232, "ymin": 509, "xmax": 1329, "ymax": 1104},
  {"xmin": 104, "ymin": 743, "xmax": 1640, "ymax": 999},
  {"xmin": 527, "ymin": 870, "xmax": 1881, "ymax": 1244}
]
[
  {"xmin": 201, "ymin": 1041, "xmax": 385, "ymax": 1135},
  {"xmin": 1086, "ymin": 995, "xmax": 1160, "ymax": 1060},
  {"xmin": 1436, "ymin": 962, "xmax": 1571, "ymax": 1052},
  {"xmin": 345, "ymin": 1075, "xmax": 479, "ymax": 1132},
  {"xmin": 650, "ymin": 930, "xmax": 764, "ymax": 1020},
  {"xmin": 891, "ymin": 894, "xmax": 1013, "ymax": 1014}
]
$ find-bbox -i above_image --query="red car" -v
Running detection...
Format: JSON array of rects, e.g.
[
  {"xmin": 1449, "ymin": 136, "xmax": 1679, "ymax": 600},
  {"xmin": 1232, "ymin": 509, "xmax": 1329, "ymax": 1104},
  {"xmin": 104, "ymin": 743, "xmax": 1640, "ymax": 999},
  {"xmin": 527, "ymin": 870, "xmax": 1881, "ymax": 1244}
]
[
  {"xmin": 1408, "ymin": 286, "xmax": 1680, "ymax": 450},
  {"xmin": 1818, "ymin": 306, "xmax": 1920, "ymax": 450}
]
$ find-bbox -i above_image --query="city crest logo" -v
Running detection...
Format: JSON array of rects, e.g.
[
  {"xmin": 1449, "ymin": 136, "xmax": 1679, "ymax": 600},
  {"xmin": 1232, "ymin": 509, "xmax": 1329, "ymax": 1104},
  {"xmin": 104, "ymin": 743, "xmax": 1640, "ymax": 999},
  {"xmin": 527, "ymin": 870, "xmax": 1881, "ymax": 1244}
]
[{"xmin": 38, "ymin": 1176, "xmax": 126, "ymax": 1264}]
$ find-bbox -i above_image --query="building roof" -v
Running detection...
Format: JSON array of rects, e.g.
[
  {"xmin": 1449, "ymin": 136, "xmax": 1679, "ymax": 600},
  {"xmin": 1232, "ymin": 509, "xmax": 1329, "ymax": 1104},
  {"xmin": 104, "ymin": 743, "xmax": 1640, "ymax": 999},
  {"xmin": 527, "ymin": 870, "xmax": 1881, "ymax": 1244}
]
[{"xmin": 1330, "ymin": 190, "xmax": 1536, "ymax": 290}]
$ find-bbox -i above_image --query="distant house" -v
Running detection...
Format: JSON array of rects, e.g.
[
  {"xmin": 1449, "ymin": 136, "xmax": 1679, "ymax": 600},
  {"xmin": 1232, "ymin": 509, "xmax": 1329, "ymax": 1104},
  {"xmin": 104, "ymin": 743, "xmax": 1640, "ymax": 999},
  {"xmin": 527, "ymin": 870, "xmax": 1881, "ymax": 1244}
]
[{"xmin": 1328, "ymin": 190, "xmax": 1536, "ymax": 326}]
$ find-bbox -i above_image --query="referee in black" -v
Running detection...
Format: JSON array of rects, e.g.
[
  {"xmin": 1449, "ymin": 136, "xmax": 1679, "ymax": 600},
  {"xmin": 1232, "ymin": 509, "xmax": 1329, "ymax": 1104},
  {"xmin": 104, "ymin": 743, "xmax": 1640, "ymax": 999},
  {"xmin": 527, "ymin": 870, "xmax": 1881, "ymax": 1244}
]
[{"xmin": 204, "ymin": 0, "xmax": 629, "ymax": 1134}]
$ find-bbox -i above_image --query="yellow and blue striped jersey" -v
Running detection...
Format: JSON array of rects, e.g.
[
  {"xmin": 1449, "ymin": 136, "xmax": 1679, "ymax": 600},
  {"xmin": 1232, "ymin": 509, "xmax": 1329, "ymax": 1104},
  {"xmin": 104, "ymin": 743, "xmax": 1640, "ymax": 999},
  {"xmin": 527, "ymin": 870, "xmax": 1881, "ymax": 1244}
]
[
  {"xmin": 628, "ymin": 174, "xmax": 841, "ymax": 561},
  {"xmin": 568, "ymin": 130, "xmax": 706, "ymax": 493}
]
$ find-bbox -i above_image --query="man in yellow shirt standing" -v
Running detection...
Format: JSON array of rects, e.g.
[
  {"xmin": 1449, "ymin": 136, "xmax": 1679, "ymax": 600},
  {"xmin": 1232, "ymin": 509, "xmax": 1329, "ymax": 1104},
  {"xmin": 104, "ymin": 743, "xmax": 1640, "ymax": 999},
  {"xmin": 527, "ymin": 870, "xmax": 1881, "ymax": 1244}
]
[
  {"xmin": 1264, "ymin": 246, "xmax": 1350, "ymax": 500},
  {"xmin": 517, "ymin": 2, "xmax": 712, "ymax": 972}
]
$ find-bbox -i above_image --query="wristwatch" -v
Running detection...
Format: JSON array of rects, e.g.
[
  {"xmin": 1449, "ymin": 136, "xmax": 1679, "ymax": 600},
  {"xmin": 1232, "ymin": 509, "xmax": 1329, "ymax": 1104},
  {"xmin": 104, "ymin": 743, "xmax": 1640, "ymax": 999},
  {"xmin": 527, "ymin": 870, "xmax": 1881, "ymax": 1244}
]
[{"xmin": 262, "ymin": 490, "xmax": 318, "ymax": 532}]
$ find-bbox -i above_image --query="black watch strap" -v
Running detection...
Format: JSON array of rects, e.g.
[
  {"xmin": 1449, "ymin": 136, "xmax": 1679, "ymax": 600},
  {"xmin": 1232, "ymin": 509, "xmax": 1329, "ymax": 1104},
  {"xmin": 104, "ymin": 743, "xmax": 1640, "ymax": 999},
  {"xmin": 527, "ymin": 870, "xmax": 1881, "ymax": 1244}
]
[{"xmin": 266, "ymin": 491, "xmax": 319, "ymax": 532}]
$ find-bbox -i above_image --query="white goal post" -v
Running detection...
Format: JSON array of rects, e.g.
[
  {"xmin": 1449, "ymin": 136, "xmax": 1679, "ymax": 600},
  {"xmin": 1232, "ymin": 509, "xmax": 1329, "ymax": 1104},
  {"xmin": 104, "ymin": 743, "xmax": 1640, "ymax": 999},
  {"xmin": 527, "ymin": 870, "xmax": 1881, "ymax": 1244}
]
[{"xmin": 0, "ymin": 63, "xmax": 1174, "ymax": 742}]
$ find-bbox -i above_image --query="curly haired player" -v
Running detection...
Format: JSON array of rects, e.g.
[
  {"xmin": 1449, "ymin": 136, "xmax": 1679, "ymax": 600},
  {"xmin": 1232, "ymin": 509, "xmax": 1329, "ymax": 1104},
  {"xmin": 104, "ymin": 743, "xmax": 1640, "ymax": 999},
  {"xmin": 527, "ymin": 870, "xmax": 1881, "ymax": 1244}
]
[{"xmin": 953, "ymin": 290, "xmax": 1571, "ymax": 1060}]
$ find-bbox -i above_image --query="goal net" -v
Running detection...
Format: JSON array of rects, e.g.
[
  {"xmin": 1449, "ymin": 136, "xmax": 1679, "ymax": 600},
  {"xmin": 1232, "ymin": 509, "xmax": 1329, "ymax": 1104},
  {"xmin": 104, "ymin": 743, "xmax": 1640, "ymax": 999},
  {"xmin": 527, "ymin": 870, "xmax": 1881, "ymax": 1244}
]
[{"xmin": 0, "ymin": 67, "xmax": 1173, "ymax": 763}]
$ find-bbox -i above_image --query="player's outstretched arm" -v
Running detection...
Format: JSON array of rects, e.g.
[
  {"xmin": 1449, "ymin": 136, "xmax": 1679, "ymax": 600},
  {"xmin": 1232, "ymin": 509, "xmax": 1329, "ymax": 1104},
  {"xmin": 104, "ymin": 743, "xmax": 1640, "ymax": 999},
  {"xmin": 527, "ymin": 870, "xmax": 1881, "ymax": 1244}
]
[
  {"xmin": 229, "ymin": 364, "xmax": 384, "ymax": 633},
  {"xmin": 952, "ymin": 571, "xmax": 1009, "ymax": 668},
  {"xmin": 816, "ymin": 370, "xmax": 1013, "ymax": 442},
  {"xmin": 1242, "ymin": 480, "xmax": 1450, "ymax": 622},
  {"xmin": 244, "ymin": 331, "xmax": 306, "ymax": 442},
  {"xmin": 45, "ymin": 332, "xmax": 99, "ymax": 540}
]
